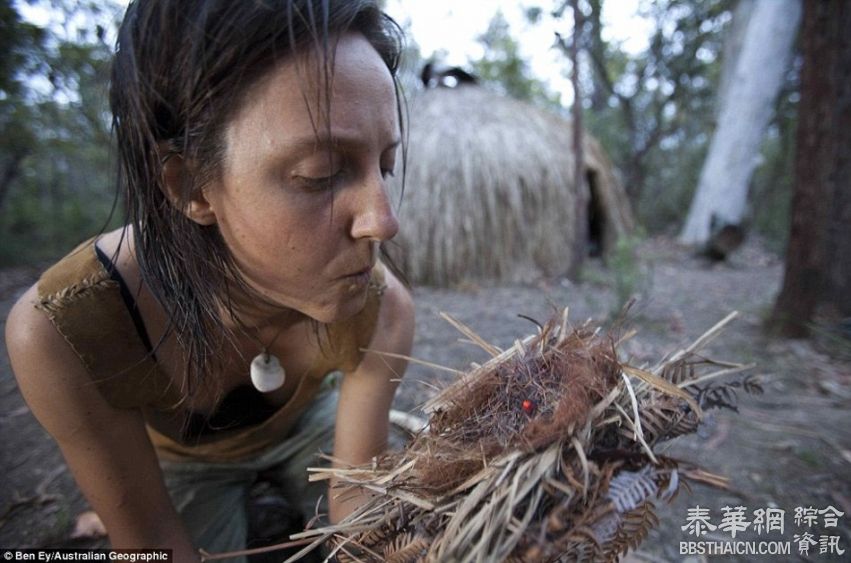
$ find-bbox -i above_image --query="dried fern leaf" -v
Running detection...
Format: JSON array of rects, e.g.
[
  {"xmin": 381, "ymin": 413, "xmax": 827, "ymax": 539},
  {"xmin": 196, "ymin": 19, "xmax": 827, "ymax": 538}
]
[{"xmin": 297, "ymin": 309, "xmax": 753, "ymax": 563}]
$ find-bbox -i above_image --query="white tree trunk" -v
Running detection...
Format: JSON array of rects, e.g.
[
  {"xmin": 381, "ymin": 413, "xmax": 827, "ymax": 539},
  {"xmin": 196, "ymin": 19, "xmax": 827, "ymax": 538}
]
[
  {"xmin": 679, "ymin": 0, "xmax": 801, "ymax": 245},
  {"xmin": 715, "ymin": 0, "xmax": 756, "ymax": 121}
]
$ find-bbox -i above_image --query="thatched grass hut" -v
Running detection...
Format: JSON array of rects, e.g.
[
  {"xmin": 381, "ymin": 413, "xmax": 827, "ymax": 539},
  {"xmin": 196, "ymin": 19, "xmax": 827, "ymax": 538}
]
[{"xmin": 389, "ymin": 85, "xmax": 634, "ymax": 287}]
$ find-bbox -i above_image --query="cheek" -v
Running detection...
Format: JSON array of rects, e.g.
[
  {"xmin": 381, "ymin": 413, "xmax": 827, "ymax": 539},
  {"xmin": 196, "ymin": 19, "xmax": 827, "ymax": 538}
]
[
  {"xmin": 225, "ymin": 196, "xmax": 340, "ymax": 274},
  {"xmin": 209, "ymin": 170, "xmax": 349, "ymax": 272}
]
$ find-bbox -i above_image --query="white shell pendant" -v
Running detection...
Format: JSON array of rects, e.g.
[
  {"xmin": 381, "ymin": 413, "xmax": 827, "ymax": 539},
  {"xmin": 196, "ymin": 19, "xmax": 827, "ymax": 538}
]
[{"xmin": 250, "ymin": 353, "xmax": 286, "ymax": 393}]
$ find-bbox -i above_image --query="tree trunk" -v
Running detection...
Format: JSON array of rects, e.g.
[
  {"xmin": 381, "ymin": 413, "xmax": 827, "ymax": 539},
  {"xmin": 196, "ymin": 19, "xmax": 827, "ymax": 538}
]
[
  {"xmin": 770, "ymin": 0, "xmax": 851, "ymax": 336},
  {"xmin": 714, "ymin": 0, "xmax": 756, "ymax": 122},
  {"xmin": 0, "ymin": 150, "xmax": 27, "ymax": 215},
  {"xmin": 679, "ymin": 0, "xmax": 801, "ymax": 246},
  {"xmin": 569, "ymin": 0, "xmax": 587, "ymax": 275},
  {"xmin": 586, "ymin": 0, "xmax": 608, "ymax": 112}
]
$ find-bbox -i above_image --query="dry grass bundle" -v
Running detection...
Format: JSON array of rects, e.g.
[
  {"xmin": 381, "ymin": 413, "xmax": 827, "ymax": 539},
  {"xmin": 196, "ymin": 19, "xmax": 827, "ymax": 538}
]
[
  {"xmin": 292, "ymin": 309, "xmax": 757, "ymax": 563},
  {"xmin": 388, "ymin": 86, "xmax": 634, "ymax": 286}
]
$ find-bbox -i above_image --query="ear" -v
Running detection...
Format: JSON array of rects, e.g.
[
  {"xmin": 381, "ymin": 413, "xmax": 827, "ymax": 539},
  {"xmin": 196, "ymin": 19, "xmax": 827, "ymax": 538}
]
[{"xmin": 160, "ymin": 150, "xmax": 217, "ymax": 226}]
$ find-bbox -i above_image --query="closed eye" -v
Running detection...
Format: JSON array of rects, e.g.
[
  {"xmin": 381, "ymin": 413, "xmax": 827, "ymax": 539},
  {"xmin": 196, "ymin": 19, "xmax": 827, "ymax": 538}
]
[{"xmin": 293, "ymin": 169, "xmax": 346, "ymax": 191}]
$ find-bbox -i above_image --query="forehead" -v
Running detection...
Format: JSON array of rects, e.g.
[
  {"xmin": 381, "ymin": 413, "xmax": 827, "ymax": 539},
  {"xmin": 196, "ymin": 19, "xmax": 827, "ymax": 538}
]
[{"xmin": 223, "ymin": 33, "xmax": 398, "ymax": 163}]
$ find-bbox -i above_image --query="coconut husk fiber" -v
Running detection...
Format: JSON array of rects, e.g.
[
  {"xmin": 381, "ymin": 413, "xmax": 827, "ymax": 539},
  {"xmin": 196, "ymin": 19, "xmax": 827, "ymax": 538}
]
[{"xmin": 287, "ymin": 309, "xmax": 758, "ymax": 563}]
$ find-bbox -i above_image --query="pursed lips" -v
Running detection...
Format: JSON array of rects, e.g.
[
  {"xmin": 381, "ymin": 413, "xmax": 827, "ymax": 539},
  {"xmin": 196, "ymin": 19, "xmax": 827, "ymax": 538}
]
[
  {"xmin": 337, "ymin": 244, "xmax": 378, "ymax": 280},
  {"xmin": 338, "ymin": 264, "xmax": 373, "ymax": 280}
]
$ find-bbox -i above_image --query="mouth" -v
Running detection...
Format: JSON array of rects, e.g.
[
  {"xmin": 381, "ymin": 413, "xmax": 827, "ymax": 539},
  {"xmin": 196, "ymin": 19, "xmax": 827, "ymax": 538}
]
[
  {"xmin": 337, "ymin": 245, "xmax": 378, "ymax": 287},
  {"xmin": 339, "ymin": 265, "xmax": 372, "ymax": 286}
]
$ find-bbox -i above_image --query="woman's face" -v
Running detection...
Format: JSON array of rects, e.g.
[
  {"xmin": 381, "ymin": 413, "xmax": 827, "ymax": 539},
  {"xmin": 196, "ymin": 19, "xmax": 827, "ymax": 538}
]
[{"xmin": 203, "ymin": 33, "xmax": 400, "ymax": 324}]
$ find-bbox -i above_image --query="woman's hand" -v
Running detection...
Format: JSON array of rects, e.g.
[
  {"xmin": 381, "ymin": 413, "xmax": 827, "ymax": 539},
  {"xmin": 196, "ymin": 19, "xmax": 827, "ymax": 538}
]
[{"xmin": 328, "ymin": 268, "xmax": 415, "ymax": 523}]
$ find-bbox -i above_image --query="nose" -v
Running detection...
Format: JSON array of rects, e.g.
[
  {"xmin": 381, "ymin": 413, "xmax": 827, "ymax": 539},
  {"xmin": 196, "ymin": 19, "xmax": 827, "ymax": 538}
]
[{"xmin": 350, "ymin": 172, "xmax": 400, "ymax": 242}]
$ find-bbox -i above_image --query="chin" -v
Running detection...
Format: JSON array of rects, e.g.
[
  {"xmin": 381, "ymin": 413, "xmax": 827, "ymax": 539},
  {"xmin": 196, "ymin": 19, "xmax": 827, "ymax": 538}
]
[{"xmin": 310, "ymin": 289, "xmax": 370, "ymax": 325}]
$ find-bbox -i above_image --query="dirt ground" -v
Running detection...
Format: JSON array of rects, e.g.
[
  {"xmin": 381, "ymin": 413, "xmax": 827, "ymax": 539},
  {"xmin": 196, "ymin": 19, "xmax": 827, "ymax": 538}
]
[{"xmin": 1, "ymin": 236, "xmax": 849, "ymax": 561}]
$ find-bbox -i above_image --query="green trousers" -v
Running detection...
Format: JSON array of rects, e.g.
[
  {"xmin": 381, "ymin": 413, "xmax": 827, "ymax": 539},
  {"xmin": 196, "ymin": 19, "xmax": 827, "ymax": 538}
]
[{"xmin": 159, "ymin": 389, "xmax": 337, "ymax": 563}]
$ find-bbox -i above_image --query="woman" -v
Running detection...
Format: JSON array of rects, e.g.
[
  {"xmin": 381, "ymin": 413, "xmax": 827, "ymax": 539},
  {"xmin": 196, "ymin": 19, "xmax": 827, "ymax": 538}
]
[{"xmin": 4, "ymin": 1, "xmax": 414, "ymax": 561}]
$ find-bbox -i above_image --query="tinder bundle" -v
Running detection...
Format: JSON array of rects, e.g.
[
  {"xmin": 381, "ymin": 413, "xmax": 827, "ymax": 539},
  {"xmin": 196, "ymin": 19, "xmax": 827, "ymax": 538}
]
[{"xmin": 300, "ymin": 309, "xmax": 758, "ymax": 563}]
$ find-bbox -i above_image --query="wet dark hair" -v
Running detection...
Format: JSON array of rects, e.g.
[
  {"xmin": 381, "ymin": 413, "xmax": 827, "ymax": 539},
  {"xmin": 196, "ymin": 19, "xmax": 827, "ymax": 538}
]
[{"xmin": 110, "ymin": 0, "xmax": 405, "ymax": 398}]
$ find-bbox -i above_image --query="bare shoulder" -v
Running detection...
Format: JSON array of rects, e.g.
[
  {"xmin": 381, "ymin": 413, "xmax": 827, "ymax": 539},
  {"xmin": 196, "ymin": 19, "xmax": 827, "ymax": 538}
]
[
  {"xmin": 6, "ymin": 282, "xmax": 81, "ymax": 398},
  {"xmin": 5, "ymin": 282, "xmax": 130, "ymax": 442},
  {"xmin": 6, "ymin": 281, "xmax": 81, "ymax": 371},
  {"xmin": 5, "ymin": 282, "xmax": 60, "ymax": 368}
]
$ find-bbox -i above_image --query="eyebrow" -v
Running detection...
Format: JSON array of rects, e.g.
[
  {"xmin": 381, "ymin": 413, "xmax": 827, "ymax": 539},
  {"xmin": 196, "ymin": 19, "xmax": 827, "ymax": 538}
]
[{"xmin": 284, "ymin": 133, "xmax": 401, "ymax": 155}]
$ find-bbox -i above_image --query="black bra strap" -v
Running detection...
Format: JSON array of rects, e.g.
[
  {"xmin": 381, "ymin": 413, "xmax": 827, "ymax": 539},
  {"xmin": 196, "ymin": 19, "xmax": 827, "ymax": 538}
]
[{"xmin": 94, "ymin": 245, "xmax": 156, "ymax": 359}]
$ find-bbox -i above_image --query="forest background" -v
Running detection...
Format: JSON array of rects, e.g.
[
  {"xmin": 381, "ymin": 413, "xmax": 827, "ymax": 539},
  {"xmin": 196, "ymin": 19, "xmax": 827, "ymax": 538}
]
[{"xmin": 0, "ymin": 0, "xmax": 797, "ymax": 264}]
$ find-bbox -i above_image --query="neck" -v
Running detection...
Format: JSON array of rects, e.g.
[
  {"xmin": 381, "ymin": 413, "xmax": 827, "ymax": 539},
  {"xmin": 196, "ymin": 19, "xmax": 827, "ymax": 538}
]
[{"xmin": 219, "ymin": 281, "xmax": 306, "ymax": 334}]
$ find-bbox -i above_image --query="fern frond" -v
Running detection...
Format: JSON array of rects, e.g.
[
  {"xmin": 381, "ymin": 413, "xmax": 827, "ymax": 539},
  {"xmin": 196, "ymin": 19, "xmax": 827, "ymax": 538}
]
[
  {"xmin": 602, "ymin": 501, "xmax": 659, "ymax": 562},
  {"xmin": 383, "ymin": 532, "xmax": 429, "ymax": 563},
  {"xmin": 606, "ymin": 466, "xmax": 658, "ymax": 513}
]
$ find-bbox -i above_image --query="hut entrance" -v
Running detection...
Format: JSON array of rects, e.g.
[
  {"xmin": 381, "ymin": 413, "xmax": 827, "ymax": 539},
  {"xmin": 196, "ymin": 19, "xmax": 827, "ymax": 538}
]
[{"xmin": 586, "ymin": 170, "xmax": 605, "ymax": 257}]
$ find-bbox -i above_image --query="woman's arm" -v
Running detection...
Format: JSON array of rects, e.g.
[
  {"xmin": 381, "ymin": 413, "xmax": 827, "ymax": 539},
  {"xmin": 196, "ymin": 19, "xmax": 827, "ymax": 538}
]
[
  {"xmin": 329, "ymin": 269, "xmax": 415, "ymax": 523},
  {"xmin": 5, "ymin": 285, "xmax": 200, "ymax": 562}
]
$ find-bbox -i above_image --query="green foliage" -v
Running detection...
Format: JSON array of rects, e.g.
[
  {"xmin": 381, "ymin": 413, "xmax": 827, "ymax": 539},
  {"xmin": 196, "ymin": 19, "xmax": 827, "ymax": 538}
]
[
  {"xmin": 471, "ymin": 11, "xmax": 561, "ymax": 108},
  {"xmin": 0, "ymin": 0, "xmax": 47, "ymax": 95},
  {"xmin": 0, "ymin": 0, "xmax": 122, "ymax": 266},
  {"xmin": 609, "ymin": 231, "xmax": 650, "ymax": 312},
  {"xmin": 636, "ymin": 129, "xmax": 710, "ymax": 232},
  {"xmin": 580, "ymin": 229, "xmax": 651, "ymax": 317},
  {"xmin": 808, "ymin": 320, "xmax": 851, "ymax": 364},
  {"xmin": 796, "ymin": 449, "xmax": 819, "ymax": 468},
  {"xmin": 0, "ymin": 0, "xmax": 46, "ymax": 211},
  {"xmin": 578, "ymin": 0, "xmax": 797, "ymax": 248},
  {"xmin": 0, "ymin": 0, "xmax": 802, "ymax": 266},
  {"xmin": 582, "ymin": 0, "xmax": 734, "ymax": 229},
  {"xmin": 456, "ymin": 0, "xmax": 801, "ymax": 250},
  {"xmin": 750, "ymin": 82, "xmax": 799, "ymax": 253}
]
